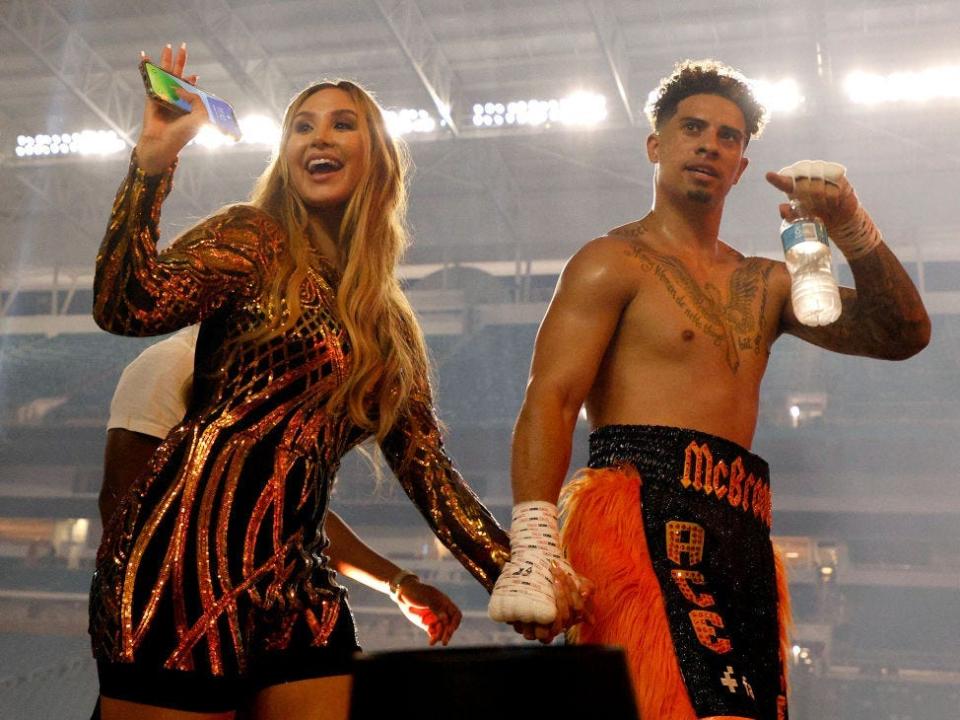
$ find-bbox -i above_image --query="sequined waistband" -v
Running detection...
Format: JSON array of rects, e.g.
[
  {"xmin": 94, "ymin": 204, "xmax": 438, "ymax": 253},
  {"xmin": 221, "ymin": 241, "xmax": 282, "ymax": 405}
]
[
  {"xmin": 589, "ymin": 424, "xmax": 768, "ymax": 477},
  {"xmin": 588, "ymin": 424, "xmax": 772, "ymax": 527}
]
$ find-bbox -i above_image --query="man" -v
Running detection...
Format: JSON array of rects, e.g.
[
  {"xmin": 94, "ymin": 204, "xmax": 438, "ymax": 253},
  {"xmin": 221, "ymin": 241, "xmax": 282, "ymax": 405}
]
[
  {"xmin": 101, "ymin": 326, "xmax": 463, "ymax": 648},
  {"xmin": 488, "ymin": 60, "xmax": 929, "ymax": 719}
]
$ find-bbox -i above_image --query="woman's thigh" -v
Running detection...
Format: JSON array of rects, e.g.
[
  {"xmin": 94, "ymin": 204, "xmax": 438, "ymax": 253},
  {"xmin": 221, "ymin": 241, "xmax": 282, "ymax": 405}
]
[
  {"xmin": 250, "ymin": 674, "xmax": 352, "ymax": 720},
  {"xmin": 100, "ymin": 695, "xmax": 236, "ymax": 720}
]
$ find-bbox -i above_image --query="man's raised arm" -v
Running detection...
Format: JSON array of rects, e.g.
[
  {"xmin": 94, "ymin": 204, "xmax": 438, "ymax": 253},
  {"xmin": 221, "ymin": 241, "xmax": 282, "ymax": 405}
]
[{"xmin": 767, "ymin": 165, "xmax": 930, "ymax": 359}]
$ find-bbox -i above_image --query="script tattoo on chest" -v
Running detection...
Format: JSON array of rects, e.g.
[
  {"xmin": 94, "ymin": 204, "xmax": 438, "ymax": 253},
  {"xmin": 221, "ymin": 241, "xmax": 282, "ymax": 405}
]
[{"xmin": 624, "ymin": 232, "xmax": 774, "ymax": 373}]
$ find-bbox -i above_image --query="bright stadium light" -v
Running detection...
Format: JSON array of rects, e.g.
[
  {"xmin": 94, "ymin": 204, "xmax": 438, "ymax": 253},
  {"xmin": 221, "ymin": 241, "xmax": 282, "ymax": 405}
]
[
  {"xmin": 239, "ymin": 114, "xmax": 281, "ymax": 146},
  {"xmin": 193, "ymin": 124, "xmax": 236, "ymax": 149},
  {"xmin": 845, "ymin": 66, "xmax": 960, "ymax": 104},
  {"xmin": 558, "ymin": 91, "xmax": 608, "ymax": 126},
  {"xmin": 508, "ymin": 100, "xmax": 552, "ymax": 126},
  {"xmin": 749, "ymin": 78, "xmax": 804, "ymax": 114},
  {"xmin": 15, "ymin": 130, "xmax": 125, "ymax": 157},
  {"xmin": 76, "ymin": 130, "xmax": 126, "ymax": 155},
  {"xmin": 12, "ymin": 121, "xmax": 274, "ymax": 159},
  {"xmin": 384, "ymin": 108, "xmax": 437, "ymax": 137},
  {"xmin": 645, "ymin": 76, "xmax": 804, "ymax": 120},
  {"xmin": 472, "ymin": 91, "xmax": 608, "ymax": 130}
]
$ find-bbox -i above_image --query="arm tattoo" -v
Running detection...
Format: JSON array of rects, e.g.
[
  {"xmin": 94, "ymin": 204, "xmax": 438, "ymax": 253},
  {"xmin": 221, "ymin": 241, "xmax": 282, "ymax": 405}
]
[{"xmin": 788, "ymin": 243, "xmax": 929, "ymax": 359}]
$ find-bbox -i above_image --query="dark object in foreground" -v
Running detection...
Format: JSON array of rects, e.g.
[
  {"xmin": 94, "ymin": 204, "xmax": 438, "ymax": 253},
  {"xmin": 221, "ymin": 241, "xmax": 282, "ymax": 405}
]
[{"xmin": 350, "ymin": 644, "xmax": 639, "ymax": 719}]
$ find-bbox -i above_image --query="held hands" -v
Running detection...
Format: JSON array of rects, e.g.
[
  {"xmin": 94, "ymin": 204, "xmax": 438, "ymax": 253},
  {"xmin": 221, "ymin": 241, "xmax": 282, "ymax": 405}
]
[
  {"xmin": 136, "ymin": 43, "xmax": 208, "ymax": 175},
  {"xmin": 512, "ymin": 562, "xmax": 594, "ymax": 645},
  {"xmin": 392, "ymin": 576, "xmax": 463, "ymax": 646},
  {"xmin": 488, "ymin": 501, "xmax": 594, "ymax": 644}
]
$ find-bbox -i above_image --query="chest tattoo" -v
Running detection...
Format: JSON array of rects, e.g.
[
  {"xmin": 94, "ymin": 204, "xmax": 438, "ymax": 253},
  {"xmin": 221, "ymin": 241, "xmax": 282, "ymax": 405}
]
[{"xmin": 627, "ymin": 240, "xmax": 774, "ymax": 373}]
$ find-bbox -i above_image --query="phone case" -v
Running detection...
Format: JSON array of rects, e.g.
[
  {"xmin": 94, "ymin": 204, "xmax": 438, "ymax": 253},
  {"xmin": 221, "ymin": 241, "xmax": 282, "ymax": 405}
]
[
  {"xmin": 139, "ymin": 60, "xmax": 191, "ymax": 116},
  {"xmin": 139, "ymin": 60, "xmax": 243, "ymax": 140}
]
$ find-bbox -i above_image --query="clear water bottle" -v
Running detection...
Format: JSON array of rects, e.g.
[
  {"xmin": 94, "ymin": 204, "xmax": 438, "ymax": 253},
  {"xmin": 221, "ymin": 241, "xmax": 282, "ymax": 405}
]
[{"xmin": 780, "ymin": 199, "xmax": 842, "ymax": 326}]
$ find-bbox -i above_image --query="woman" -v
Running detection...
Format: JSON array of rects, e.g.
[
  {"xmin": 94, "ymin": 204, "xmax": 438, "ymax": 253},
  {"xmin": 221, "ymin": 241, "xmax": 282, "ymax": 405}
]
[
  {"xmin": 90, "ymin": 43, "xmax": 510, "ymax": 720},
  {"xmin": 100, "ymin": 325, "xmax": 464, "ymax": 650}
]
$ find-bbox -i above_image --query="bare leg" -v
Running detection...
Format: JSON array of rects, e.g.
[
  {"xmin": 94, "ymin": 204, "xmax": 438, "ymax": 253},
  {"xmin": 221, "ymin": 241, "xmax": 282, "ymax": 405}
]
[
  {"xmin": 100, "ymin": 696, "xmax": 235, "ymax": 720},
  {"xmin": 250, "ymin": 674, "xmax": 352, "ymax": 720}
]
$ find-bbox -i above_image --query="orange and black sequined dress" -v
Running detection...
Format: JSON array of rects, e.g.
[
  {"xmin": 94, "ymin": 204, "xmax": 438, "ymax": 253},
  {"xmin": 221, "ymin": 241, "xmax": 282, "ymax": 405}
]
[{"xmin": 90, "ymin": 154, "xmax": 509, "ymax": 680}]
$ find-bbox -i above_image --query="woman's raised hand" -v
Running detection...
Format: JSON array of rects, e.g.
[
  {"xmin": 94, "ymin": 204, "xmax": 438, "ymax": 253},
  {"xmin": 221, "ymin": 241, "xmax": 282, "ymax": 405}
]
[{"xmin": 136, "ymin": 43, "xmax": 208, "ymax": 175}]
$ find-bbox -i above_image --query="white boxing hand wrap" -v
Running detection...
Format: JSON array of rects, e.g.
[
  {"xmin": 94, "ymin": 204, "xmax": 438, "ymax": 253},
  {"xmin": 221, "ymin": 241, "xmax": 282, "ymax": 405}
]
[
  {"xmin": 778, "ymin": 159, "xmax": 847, "ymax": 185},
  {"xmin": 829, "ymin": 204, "xmax": 883, "ymax": 261},
  {"xmin": 488, "ymin": 501, "xmax": 570, "ymax": 624},
  {"xmin": 778, "ymin": 159, "xmax": 882, "ymax": 260}
]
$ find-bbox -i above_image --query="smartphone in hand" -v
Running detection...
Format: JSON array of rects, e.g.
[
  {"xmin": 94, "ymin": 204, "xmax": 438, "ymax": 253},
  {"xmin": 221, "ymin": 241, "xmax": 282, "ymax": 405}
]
[{"xmin": 140, "ymin": 60, "xmax": 242, "ymax": 141}]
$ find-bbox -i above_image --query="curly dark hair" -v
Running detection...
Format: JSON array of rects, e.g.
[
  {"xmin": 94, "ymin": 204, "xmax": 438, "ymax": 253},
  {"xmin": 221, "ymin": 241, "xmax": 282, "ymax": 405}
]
[{"xmin": 645, "ymin": 59, "xmax": 767, "ymax": 144}]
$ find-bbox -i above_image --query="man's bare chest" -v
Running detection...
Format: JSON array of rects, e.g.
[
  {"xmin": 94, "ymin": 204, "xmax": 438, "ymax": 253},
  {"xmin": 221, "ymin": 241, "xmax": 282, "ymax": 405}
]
[{"xmin": 625, "ymin": 246, "xmax": 780, "ymax": 375}]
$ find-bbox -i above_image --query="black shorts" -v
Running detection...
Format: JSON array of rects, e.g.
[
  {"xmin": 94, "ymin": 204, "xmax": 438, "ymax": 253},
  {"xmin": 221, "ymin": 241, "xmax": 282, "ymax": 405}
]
[
  {"xmin": 96, "ymin": 596, "xmax": 360, "ymax": 714},
  {"xmin": 588, "ymin": 424, "xmax": 788, "ymax": 720}
]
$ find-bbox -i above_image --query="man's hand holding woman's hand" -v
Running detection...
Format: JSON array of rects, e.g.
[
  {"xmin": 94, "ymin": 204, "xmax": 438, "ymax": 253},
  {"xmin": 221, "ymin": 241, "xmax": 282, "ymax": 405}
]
[{"xmin": 512, "ymin": 562, "xmax": 594, "ymax": 645}]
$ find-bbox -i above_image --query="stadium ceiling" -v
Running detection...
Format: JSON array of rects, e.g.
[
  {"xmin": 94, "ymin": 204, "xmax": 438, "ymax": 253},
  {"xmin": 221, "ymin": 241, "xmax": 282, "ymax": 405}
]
[{"xmin": 2, "ymin": 0, "xmax": 960, "ymax": 274}]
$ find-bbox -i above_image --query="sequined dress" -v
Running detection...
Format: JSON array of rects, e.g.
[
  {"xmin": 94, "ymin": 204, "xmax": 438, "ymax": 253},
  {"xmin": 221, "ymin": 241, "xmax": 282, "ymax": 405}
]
[{"xmin": 90, "ymin": 154, "xmax": 509, "ymax": 678}]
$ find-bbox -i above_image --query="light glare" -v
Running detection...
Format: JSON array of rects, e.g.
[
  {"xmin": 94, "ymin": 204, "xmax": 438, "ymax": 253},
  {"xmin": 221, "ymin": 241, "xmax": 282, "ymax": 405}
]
[
  {"xmin": 750, "ymin": 78, "xmax": 804, "ymax": 114},
  {"xmin": 647, "ymin": 77, "xmax": 804, "ymax": 119},
  {"xmin": 472, "ymin": 91, "xmax": 607, "ymax": 130},
  {"xmin": 193, "ymin": 124, "xmax": 235, "ymax": 149},
  {"xmin": 75, "ymin": 130, "xmax": 125, "ymax": 156},
  {"xmin": 239, "ymin": 114, "xmax": 281, "ymax": 146},
  {"xmin": 558, "ymin": 91, "xmax": 607, "ymax": 126},
  {"xmin": 14, "ymin": 129, "xmax": 125, "ymax": 157},
  {"xmin": 845, "ymin": 66, "xmax": 960, "ymax": 104},
  {"xmin": 383, "ymin": 108, "xmax": 437, "ymax": 137}
]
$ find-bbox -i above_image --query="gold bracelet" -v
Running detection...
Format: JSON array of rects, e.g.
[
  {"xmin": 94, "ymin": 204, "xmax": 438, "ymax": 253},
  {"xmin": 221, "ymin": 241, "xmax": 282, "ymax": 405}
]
[{"xmin": 388, "ymin": 569, "xmax": 419, "ymax": 600}]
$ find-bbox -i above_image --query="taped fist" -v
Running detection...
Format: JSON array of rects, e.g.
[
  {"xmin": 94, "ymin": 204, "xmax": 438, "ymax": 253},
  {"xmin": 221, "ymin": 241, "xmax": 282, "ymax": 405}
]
[{"xmin": 766, "ymin": 159, "xmax": 881, "ymax": 260}]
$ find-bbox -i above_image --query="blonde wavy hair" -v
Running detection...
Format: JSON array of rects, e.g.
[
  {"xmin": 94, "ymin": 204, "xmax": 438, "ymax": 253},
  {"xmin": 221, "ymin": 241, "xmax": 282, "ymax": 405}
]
[{"xmin": 247, "ymin": 80, "xmax": 428, "ymax": 441}]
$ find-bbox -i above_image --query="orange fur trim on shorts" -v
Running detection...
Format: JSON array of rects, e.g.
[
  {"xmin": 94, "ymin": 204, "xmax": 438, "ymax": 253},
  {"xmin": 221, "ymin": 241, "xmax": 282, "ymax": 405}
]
[
  {"xmin": 560, "ymin": 465, "xmax": 697, "ymax": 719},
  {"xmin": 560, "ymin": 465, "xmax": 793, "ymax": 719},
  {"xmin": 774, "ymin": 542, "xmax": 792, "ymax": 697}
]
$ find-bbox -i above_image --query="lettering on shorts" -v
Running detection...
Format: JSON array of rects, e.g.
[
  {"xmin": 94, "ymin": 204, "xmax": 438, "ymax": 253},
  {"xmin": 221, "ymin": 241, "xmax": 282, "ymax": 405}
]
[
  {"xmin": 679, "ymin": 440, "xmax": 772, "ymax": 527},
  {"xmin": 666, "ymin": 520, "xmax": 732, "ymax": 655}
]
